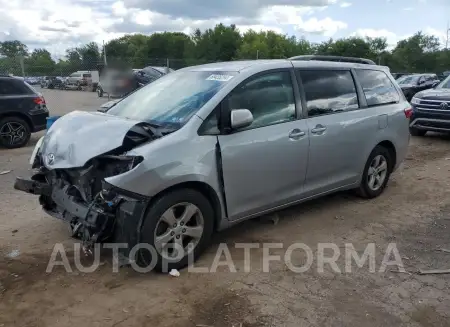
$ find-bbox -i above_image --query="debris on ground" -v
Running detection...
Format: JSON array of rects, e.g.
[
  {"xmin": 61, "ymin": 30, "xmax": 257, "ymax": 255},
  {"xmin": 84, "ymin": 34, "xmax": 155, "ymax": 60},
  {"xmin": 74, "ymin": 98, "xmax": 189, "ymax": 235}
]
[
  {"xmin": 169, "ymin": 269, "xmax": 180, "ymax": 277},
  {"xmin": 0, "ymin": 170, "xmax": 11, "ymax": 175},
  {"xmin": 5, "ymin": 248, "xmax": 20, "ymax": 258},
  {"xmin": 418, "ymin": 268, "xmax": 450, "ymax": 275},
  {"xmin": 389, "ymin": 270, "xmax": 412, "ymax": 275},
  {"xmin": 11, "ymin": 229, "xmax": 18, "ymax": 234},
  {"xmin": 437, "ymin": 248, "xmax": 450, "ymax": 253}
]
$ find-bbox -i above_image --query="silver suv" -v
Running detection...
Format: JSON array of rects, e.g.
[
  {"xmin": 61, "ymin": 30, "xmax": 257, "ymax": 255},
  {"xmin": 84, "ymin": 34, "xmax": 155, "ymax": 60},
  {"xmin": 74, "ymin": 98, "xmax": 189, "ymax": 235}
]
[{"xmin": 15, "ymin": 56, "xmax": 411, "ymax": 271}]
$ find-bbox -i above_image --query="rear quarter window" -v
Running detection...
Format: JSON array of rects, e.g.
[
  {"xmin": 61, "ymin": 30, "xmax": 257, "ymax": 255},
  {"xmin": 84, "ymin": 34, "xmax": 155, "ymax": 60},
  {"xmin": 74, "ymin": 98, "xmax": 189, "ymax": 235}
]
[
  {"xmin": 355, "ymin": 69, "xmax": 400, "ymax": 107},
  {"xmin": 0, "ymin": 79, "xmax": 33, "ymax": 95}
]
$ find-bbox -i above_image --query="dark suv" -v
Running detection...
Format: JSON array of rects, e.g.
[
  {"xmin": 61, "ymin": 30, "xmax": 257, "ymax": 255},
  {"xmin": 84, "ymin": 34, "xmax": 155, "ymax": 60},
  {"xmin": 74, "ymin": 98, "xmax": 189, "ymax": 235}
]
[
  {"xmin": 397, "ymin": 73, "xmax": 440, "ymax": 101},
  {"xmin": 0, "ymin": 75, "xmax": 49, "ymax": 148},
  {"xmin": 409, "ymin": 75, "xmax": 450, "ymax": 136}
]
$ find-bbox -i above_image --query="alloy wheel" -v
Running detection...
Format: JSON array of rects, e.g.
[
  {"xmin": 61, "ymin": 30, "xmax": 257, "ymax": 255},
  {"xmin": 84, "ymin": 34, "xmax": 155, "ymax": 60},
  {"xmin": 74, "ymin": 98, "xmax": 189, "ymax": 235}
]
[
  {"xmin": 367, "ymin": 154, "xmax": 388, "ymax": 191},
  {"xmin": 154, "ymin": 202, "xmax": 204, "ymax": 261},
  {"xmin": 0, "ymin": 122, "xmax": 26, "ymax": 146}
]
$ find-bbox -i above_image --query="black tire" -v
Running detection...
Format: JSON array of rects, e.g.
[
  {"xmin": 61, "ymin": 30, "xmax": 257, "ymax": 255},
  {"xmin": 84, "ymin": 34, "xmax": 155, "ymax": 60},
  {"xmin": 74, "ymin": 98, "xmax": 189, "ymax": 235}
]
[
  {"xmin": 410, "ymin": 128, "xmax": 427, "ymax": 137},
  {"xmin": 356, "ymin": 145, "xmax": 392, "ymax": 199},
  {"xmin": 97, "ymin": 87, "xmax": 103, "ymax": 97},
  {"xmin": 138, "ymin": 189, "xmax": 214, "ymax": 272},
  {"xmin": 0, "ymin": 116, "xmax": 31, "ymax": 149}
]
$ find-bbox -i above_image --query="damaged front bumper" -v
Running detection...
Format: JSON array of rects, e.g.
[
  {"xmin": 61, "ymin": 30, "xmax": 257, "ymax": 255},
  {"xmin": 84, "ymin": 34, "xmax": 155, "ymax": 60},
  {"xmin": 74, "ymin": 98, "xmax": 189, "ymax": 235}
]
[{"xmin": 14, "ymin": 175, "xmax": 150, "ymax": 262}]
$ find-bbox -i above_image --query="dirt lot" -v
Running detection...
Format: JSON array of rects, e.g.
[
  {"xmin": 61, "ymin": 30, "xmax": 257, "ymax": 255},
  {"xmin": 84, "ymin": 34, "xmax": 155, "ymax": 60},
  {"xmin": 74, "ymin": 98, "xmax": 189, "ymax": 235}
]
[{"xmin": 1, "ymin": 89, "xmax": 450, "ymax": 327}]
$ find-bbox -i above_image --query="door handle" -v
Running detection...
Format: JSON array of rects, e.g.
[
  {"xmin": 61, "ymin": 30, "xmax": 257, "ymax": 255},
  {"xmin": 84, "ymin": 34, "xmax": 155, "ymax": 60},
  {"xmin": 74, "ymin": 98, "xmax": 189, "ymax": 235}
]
[
  {"xmin": 311, "ymin": 125, "xmax": 327, "ymax": 134},
  {"xmin": 289, "ymin": 129, "xmax": 306, "ymax": 140}
]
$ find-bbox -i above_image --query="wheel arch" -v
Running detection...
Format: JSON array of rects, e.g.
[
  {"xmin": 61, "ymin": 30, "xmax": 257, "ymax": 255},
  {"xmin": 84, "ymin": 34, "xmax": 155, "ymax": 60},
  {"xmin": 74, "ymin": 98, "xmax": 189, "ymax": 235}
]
[
  {"xmin": 0, "ymin": 112, "xmax": 33, "ymax": 131},
  {"xmin": 376, "ymin": 140, "xmax": 397, "ymax": 172}
]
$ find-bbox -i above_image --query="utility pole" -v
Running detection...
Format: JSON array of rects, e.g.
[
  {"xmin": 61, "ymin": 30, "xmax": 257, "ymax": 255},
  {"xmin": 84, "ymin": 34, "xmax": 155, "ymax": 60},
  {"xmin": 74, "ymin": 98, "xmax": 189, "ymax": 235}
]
[
  {"xmin": 103, "ymin": 40, "xmax": 107, "ymax": 66},
  {"xmin": 256, "ymin": 50, "xmax": 259, "ymax": 60},
  {"xmin": 446, "ymin": 21, "xmax": 450, "ymax": 49},
  {"xmin": 19, "ymin": 55, "xmax": 25, "ymax": 77}
]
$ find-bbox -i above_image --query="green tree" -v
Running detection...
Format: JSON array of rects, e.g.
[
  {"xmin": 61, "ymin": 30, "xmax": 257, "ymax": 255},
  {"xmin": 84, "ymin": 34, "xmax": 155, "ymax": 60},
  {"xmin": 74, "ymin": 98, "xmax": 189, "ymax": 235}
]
[
  {"xmin": 25, "ymin": 49, "xmax": 55, "ymax": 75},
  {"xmin": 0, "ymin": 40, "xmax": 28, "ymax": 57}
]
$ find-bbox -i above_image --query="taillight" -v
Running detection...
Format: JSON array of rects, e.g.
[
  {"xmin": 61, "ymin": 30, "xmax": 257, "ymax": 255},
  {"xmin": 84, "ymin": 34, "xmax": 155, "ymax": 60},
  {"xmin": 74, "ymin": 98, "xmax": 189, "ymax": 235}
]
[
  {"xmin": 34, "ymin": 96, "xmax": 46, "ymax": 105},
  {"xmin": 404, "ymin": 107, "xmax": 413, "ymax": 119}
]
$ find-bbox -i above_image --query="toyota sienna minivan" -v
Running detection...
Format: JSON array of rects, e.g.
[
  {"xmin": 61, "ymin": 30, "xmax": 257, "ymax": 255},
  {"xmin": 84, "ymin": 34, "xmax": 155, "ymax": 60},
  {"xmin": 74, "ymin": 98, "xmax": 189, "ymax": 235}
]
[{"xmin": 15, "ymin": 56, "xmax": 411, "ymax": 271}]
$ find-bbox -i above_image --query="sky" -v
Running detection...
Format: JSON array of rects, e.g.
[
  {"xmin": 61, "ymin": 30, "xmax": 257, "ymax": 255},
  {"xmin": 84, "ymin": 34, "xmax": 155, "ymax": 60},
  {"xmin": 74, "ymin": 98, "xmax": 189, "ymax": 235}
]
[{"xmin": 0, "ymin": 0, "xmax": 449, "ymax": 57}]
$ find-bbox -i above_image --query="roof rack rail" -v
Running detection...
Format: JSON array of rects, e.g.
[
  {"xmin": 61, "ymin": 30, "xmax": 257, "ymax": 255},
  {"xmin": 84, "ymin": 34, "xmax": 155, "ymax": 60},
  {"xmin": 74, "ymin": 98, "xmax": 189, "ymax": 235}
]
[{"xmin": 289, "ymin": 55, "xmax": 376, "ymax": 65}]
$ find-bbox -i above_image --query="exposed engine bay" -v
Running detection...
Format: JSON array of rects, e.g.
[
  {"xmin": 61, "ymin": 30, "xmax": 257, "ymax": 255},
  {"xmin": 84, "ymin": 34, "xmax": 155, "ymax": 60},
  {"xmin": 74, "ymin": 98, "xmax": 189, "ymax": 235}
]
[{"xmin": 14, "ymin": 113, "xmax": 172, "ymax": 262}]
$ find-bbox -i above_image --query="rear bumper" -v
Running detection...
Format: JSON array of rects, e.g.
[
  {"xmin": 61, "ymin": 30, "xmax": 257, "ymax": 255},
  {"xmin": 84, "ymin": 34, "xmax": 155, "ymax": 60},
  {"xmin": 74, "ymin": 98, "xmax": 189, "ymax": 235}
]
[
  {"xmin": 14, "ymin": 175, "xmax": 150, "ymax": 259},
  {"xmin": 29, "ymin": 112, "xmax": 49, "ymax": 132}
]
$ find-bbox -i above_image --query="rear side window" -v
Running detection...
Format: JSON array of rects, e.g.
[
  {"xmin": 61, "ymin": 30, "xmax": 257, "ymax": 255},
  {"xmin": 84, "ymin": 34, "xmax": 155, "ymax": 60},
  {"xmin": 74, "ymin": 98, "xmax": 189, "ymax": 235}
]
[
  {"xmin": 355, "ymin": 70, "xmax": 399, "ymax": 107},
  {"xmin": 0, "ymin": 79, "xmax": 33, "ymax": 95},
  {"xmin": 299, "ymin": 70, "xmax": 359, "ymax": 117},
  {"xmin": 83, "ymin": 74, "xmax": 91, "ymax": 78}
]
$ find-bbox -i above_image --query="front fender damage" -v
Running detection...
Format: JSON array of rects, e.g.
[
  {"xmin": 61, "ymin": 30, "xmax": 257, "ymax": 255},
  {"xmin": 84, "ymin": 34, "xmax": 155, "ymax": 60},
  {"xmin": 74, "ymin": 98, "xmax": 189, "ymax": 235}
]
[{"xmin": 14, "ymin": 111, "xmax": 165, "ymax": 266}]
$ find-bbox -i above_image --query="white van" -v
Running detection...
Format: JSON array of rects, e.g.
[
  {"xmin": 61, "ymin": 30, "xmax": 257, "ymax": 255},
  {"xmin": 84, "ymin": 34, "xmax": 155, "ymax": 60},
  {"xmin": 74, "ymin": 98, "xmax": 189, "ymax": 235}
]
[{"xmin": 66, "ymin": 70, "xmax": 100, "ymax": 91}]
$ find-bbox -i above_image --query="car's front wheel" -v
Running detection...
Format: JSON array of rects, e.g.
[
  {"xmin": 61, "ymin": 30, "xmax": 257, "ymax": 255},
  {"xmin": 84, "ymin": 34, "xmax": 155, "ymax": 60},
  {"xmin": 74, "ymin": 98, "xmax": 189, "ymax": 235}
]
[
  {"xmin": 138, "ymin": 189, "xmax": 214, "ymax": 272},
  {"xmin": 0, "ymin": 116, "xmax": 31, "ymax": 149},
  {"xmin": 356, "ymin": 145, "xmax": 392, "ymax": 199}
]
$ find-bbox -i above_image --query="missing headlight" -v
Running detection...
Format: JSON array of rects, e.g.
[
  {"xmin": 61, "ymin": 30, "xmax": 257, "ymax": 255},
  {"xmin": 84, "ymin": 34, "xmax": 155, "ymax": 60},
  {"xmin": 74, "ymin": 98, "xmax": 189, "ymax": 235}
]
[{"xmin": 99, "ymin": 155, "xmax": 143, "ymax": 176}]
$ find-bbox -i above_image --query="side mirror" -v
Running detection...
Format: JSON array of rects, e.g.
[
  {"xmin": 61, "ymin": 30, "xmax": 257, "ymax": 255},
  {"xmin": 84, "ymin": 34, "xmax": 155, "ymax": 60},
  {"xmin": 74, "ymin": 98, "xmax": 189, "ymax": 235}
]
[
  {"xmin": 230, "ymin": 109, "xmax": 253, "ymax": 129},
  {"xmin": 432, "ymin": 82, "xmax": 439, "ymax": 88}
]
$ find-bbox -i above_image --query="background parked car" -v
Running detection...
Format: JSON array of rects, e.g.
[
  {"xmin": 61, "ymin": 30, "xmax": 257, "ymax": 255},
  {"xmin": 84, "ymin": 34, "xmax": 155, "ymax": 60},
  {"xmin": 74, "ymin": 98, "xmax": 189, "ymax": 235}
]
[
  {"xmin": 396, "ymin": 73, "xmax": 440, "ymax": 101},
  {"xmin": 0, "ymin": 75, "xmax": 49, "ymax": 148},
  {"xmin": 97, "ymin": 66, "xmax": 173, "ymax": 98},
  {"xmin": 41, "ymin": 76, "xmax": 66, "ymax": 89},
  {"xmin": 65, "ymin": 70, "xmax": 99, "ymax": 91},
  {"xmin": 392, "ymin": 72, "xmax": 411, "ymax": 80},
  {"xmin": 134, "ymin": 66, "xmax": 174, "ymax": 86},
  {"xmin": 24, "ymin": 77, "xmax": 40, "ymax": 85}
]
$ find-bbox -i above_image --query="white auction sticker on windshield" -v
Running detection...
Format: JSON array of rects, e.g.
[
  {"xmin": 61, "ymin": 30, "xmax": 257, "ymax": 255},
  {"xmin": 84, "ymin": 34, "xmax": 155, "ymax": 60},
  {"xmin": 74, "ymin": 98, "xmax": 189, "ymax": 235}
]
[{"xmin": 206, "ymin": 74, "xmax": 234, "ymax": 82}]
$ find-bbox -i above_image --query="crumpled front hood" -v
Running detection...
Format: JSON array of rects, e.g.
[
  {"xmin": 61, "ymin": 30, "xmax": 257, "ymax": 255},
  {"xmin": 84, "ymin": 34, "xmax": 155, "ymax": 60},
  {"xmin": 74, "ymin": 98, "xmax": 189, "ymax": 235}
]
[
  {"xmin": 400, "ymin": 84, "xmax": 415, "ymax": 89},
  {"xmin": 39, "ymin": 110, "xmax": 146, "ymax": 169},
  {"xmin": 415, "ymin": 88, "xmax": 450, "ymax": 101}
]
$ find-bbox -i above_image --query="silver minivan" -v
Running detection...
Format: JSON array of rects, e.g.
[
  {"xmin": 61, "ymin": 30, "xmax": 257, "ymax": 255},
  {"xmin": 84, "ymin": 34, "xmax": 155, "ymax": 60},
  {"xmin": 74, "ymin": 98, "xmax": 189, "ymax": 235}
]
[{"xmin": 15, "ymin": 57, "xmax": 411, "ymax": 271}]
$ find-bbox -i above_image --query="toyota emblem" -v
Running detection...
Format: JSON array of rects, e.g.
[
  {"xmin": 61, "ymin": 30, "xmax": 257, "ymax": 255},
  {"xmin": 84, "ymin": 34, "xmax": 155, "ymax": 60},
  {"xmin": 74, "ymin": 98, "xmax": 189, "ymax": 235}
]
[
  {"xmin": 46, "ymin": 153, "xmax": 55, "ymax": 165},
  {"xmin": 440, "ymin": 102, "xmax": 449, "ymax": 110}
]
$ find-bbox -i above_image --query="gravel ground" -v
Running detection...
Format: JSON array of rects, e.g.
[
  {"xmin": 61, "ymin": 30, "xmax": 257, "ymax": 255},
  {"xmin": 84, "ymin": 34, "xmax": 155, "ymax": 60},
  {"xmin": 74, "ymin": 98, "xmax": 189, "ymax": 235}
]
[{"xmin": 1, "ymin": 89, "xmax": 450, "ymax": 327}]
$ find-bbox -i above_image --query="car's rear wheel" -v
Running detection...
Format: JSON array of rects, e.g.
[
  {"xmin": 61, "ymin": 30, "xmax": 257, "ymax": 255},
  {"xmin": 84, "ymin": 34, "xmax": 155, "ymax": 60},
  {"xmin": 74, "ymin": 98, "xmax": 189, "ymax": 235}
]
[
  {"xmin": 409, "ymin": 127, "xmax": 427, "ymax": 137},
  {"xmin": 356, "ymin": 146, "xmax": 392, "ymax": 199},
  {"xmin": 138, "ymin": 189, "xmax": 214, "ymax": 272},
  {"xmin": 0, "ymin": 116, "xmax": 31, "ymax": 149}
]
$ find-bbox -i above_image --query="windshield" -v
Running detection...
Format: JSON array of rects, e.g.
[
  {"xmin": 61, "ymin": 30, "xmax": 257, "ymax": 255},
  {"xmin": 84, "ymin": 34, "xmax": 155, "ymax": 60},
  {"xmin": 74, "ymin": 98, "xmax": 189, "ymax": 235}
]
[
  {"xmin": 107, "ymin": 70, "xmax": 237, "ymax": 127},
  {"xmin": 396, "ymin": 75, "xmax": 420, "ymax": 85},
  {"xmin": 436, "ymin": 75, "xmax": 450, "ymax": 89}
]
